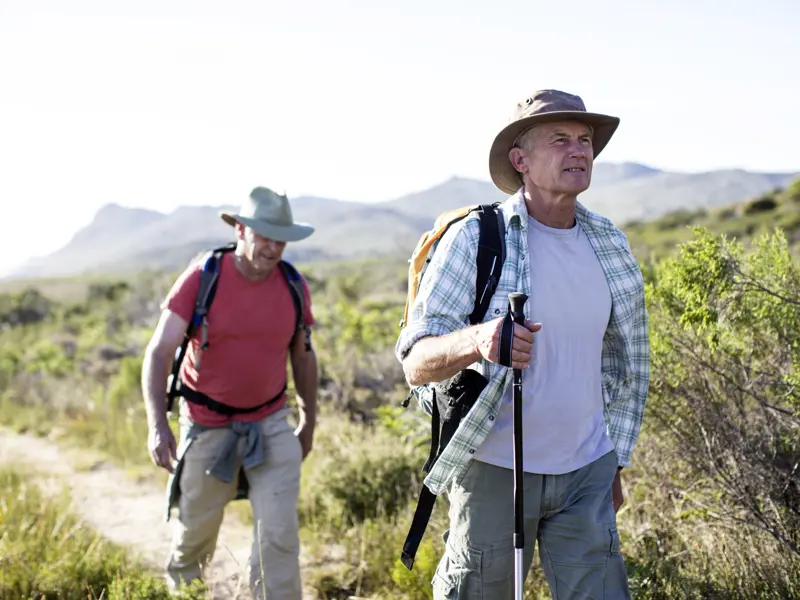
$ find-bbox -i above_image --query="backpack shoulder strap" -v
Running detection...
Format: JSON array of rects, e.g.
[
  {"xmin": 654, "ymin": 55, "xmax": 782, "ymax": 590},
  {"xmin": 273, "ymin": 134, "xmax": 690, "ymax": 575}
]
[
  {"xmin": 278, "ymin": 259, "xmax": 312, "ymax": 352},
  {"xmin": 166, "ymin": 243, "xmax": 234, "ymax": 414},
  {"xmin": 469, "ymin": 203, "xmax": 505, "ymax": 325},
  {"xmin": 192, "ymin": 244, "xmax": 234, "ymax": 340}
]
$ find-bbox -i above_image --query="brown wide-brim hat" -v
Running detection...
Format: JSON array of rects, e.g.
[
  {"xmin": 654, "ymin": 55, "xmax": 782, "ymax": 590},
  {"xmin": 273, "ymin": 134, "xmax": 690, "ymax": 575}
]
[
  {"xmin": 220, "ymin": 186, "xmax": 314, "ymax": 243},
  {"xmin": 489, "ymin": 89, "xmax": 621, "ymax": 194}
]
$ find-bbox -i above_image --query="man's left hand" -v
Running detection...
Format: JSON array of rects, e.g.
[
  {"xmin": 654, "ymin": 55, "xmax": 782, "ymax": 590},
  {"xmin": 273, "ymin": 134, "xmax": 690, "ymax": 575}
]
[
  {"xmin": 294, "ymin": 422, "xmax": 314, "ymax": 461},
  {"xmin": 612, "ymin": 468, "xmax": 624, "ymax": 512}
]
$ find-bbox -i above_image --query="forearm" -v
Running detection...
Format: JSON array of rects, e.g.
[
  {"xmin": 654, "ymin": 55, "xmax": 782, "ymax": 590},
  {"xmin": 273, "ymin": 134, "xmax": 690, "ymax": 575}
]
[
  {"xmin": 403, "ymin": 325, "xmax": 481, "ymax": 386},
  {"xmin": 141, "ymin": 349, "xmax": 170, "ymax": 428},
  {"xmin": 292, "ymin": 351, "xmax": 318, "ymax": 425}
]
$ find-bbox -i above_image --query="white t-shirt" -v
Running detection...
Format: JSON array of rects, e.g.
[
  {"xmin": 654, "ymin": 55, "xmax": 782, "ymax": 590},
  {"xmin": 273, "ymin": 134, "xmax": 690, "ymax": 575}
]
[{"xmin": 473, "ymin": 214, "xmax": 615, "ymax": 474}]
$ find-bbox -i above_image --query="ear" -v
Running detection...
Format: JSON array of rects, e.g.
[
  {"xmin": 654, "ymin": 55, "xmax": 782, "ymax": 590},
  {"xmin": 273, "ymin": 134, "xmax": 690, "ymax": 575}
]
[
  {"xmin": 234, "ymin": 223, "xmax": 247, "ymax": 240},
  {"xmin": 508, "ymin": 147, "xmax": 528, "ymax": 175}
]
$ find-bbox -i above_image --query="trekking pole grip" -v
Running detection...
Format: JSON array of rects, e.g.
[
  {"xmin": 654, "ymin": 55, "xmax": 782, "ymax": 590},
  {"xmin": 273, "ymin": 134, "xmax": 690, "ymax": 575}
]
[{"xmin": 509, "ymin": 292, "xmax": 527, "ymax": 326}]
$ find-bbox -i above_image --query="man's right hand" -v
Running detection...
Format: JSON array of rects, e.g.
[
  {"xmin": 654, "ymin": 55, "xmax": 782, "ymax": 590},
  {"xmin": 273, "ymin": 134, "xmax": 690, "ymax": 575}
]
[
  {"xmin": 148, "ymin": 419, "xmax": 177, "ymax": 473},
  {"xmin": 475, "ymin": 316, "xmax": 541, "ymax": 370}
]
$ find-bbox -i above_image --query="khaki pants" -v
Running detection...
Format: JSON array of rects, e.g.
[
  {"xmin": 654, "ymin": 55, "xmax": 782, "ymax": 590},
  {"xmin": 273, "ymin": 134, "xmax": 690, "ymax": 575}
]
[{"xmin": 165, "ymin": 407, "xmax": 303, "ymax": 600}]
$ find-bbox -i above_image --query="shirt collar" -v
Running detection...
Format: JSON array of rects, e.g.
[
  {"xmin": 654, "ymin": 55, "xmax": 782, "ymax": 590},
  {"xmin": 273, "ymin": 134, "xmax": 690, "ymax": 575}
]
[{"xmin": 500, "ymin": 186, "xmax": 605, "ymax": 234}]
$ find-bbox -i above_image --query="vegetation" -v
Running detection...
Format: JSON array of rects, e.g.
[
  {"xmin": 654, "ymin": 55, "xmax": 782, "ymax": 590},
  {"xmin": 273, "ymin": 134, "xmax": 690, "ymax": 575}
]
[
  {"xmin": 624, "ymin": 183, "xmax": 800, "ymax": 266},
  {"xmin": 0, "ymin": 467, "xmax": 209, "ymax": 599},
  {"xmin": 1, "ymin": 178, "xmax": 799, "ymax": 599}
]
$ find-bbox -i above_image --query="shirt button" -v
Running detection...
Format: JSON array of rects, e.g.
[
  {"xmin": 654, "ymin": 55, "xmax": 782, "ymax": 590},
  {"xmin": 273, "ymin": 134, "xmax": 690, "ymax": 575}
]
[
  {"xmin": 469, "ymin": 449, "xmax": 475, "ymax": 454},
  {"xmin": 494, "ymin": 309, "xmax": 501, "ymax": 314},
  {"xmin": 489, "ymin": 415, "xmax": 495, "ymax": 421}
]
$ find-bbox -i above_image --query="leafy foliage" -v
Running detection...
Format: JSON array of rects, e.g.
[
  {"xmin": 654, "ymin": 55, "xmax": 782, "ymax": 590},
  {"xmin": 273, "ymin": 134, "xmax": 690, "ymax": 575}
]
[{"xmin": 647, "ymin": 227, "xmax": 800, "ymax": 560}]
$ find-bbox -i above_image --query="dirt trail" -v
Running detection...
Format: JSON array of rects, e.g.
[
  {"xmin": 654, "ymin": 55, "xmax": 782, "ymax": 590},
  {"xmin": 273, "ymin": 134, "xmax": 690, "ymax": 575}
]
[{"xmin": 0, "ymin": 428, "xmax": 321, "ymax": 600}]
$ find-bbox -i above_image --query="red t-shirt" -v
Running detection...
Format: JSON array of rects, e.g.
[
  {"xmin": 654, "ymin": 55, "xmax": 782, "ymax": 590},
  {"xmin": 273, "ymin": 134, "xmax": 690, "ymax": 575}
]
[{"xmin": 162, "ymin": 252, "xmax": 314, "ymax": 427}]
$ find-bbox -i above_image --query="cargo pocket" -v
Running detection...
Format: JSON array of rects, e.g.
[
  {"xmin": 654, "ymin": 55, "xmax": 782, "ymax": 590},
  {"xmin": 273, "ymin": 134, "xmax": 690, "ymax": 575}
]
[
  {"xmin": 604, "ymin": 525, "xmax": 631, "ymax": 600},
  {"xmin": 431, "ymin": 570, "xmax": 459, "ymax": 600},
  {"xmin": 430, "ymin": 530, "xmax": 482, "ymax": 600}
]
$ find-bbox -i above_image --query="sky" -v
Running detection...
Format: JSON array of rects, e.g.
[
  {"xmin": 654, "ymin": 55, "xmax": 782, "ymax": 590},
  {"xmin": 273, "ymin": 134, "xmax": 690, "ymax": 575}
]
[{"xmin": 1, "ymin": 0, "xmax": 798, "ymax": 275}]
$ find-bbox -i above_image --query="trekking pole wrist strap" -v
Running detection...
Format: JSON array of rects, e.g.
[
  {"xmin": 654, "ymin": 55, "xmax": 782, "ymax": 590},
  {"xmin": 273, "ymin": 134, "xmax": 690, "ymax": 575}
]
[{"xmin": 498, "ymin": 311, "xmax": 514, "ymax": 368}]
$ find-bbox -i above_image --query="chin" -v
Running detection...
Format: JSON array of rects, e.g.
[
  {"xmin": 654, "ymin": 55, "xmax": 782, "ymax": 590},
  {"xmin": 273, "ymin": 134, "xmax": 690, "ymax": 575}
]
[
  {"xmin": 574, "ymin": 184, "xmax": 591, "ymax": 195},
  {"xmin": 565, "ymin": 180, "xmax": 591, "ymax": 195}
]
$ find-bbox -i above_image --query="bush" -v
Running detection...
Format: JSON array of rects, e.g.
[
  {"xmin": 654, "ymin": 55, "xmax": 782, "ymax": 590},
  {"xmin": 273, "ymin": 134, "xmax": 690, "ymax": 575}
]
[
  {"xmin": 646, "ymin": 227, "xmax": 800, "ymax": 564},
  {"xmin": 0, "ymin": 288, "xmax": 54, "ymax": 327},
  {"xmin": 714, "ymin": 206, "xmax": 738, "ymax": 221},
  {"xmin": 786, "ymin": 178, "xmax": 800, "ymax": 204},
  {"xmin": 742, "ymin": 195, "xmax": 779, "ymax": 215},
  {"xmin": 656, "ymin": 208, "xmax": 706, "ymax": 231},
  {"xmin": 299, "ymin": 414, "xmax": 426, "ymax": 528}
]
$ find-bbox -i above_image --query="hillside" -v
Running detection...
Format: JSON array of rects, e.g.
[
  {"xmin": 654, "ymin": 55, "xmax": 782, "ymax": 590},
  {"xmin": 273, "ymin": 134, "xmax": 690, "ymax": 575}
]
[
  {"xmin": 7, "ymin": 162, "xmax": 799, "ymax": 280},
  {"xmin": 625, "ymin": 181, "xmax": 800, "ymax": 263},
  {"xmin": 1, "ymin": 177, "xmax": 799, "ymax": 599}
]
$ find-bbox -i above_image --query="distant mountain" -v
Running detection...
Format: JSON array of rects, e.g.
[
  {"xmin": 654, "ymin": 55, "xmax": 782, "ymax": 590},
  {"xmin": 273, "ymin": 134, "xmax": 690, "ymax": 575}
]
[
  {"xmin": 587, "ymin": 162, "xmax": 662, "ymax": 186},
  {"xmin": 7, "ymin": 163, "xmax": 799, "ymax": 280},
  {"xmin": 580, "ymin": 168, "xmax": 797, "ymax": 225}
]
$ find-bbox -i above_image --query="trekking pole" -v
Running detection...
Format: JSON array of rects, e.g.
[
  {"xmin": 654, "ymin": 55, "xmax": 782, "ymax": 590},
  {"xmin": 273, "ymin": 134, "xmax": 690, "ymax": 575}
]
[{"xmin": 508, "ymin": 291, "xmax": 528, "ymax": 600}]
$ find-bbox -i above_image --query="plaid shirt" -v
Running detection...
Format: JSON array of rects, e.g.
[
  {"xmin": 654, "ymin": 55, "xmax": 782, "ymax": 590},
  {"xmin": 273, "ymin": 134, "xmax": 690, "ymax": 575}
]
[{"xmin": 396, "ymin": 189, "xmax": 650, "ymax": 496}]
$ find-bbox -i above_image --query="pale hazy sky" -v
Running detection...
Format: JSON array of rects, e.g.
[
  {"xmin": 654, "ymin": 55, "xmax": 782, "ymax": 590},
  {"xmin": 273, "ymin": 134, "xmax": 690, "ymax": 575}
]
[{"xmin": 1, "ymin": 0, "xmax": 798, "ymax": 275}]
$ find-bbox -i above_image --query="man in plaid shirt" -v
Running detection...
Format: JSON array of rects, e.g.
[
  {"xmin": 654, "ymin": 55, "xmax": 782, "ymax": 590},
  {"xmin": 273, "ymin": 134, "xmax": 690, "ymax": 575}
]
[{"xmin": 396, "ymin": 89, "xmax": 650, "ymax": 599}]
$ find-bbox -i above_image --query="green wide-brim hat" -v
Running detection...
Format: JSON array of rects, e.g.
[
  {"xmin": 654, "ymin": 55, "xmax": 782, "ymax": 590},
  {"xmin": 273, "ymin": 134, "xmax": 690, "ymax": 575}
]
[
  {"xmin": 220, "ymin": 186, "xmax": 314, "ymax": 243},
  {"xmin": 489, "ymin": 89, "xmax": 621, "ymax": 194}
]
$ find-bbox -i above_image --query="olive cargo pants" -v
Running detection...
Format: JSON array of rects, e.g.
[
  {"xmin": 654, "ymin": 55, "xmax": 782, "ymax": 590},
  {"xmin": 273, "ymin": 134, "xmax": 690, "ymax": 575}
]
[{"xmin": 432, "ymin": 449, "xmax": 630, "ymax": 599}]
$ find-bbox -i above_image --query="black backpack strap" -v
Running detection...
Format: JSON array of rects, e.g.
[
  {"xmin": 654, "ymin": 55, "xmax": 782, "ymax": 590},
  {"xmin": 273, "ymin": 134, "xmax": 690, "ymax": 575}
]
[
  {"xmin": 401, "ymin": 484, "xmax": 437, "ymax": 570},
  {"xmin": 278, "ymin": 260, "xmax": 312, "ymax": 352},
  {"xmin": 166, "ymin": 243, "xmax": 235, "ymax": 414},
  {"xmin": 469, "ymin": 204, "xmax": 505, "ymax": 325},
  {"xmin": 402, "ymin": 388, "xmax": 443, "ymax": 571},
  {"xmin": 401, "ymin": 370, "xmax": 489, "ymax": 570}
]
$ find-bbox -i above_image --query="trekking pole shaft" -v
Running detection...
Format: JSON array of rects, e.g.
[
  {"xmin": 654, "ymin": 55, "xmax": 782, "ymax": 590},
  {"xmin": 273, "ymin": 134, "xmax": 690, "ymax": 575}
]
[
  {"xmin": 513, "ymin": 368, "xmax": 523, "ymax": 547},
  {"xmin": 508, "ymin": 291, "xmax": 528, "ymax": 600}
]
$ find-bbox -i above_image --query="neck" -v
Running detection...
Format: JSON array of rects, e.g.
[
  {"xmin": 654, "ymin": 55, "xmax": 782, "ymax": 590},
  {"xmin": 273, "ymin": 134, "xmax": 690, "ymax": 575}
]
[{"xmin": 522, "ymin": 184, "xmax": 577, "ymax": 229}]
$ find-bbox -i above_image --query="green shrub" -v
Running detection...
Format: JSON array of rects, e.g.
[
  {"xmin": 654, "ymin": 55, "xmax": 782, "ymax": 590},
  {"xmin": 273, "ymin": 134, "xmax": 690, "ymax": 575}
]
[
  {"xmin": 0, "ymin": 288, "xmax": 54, "ymax": 327},
  {"xmin": 299, "ymin": 415, "xmax": 426, "ymax": 528},
  {"xmin": 646, "ymin": 227, "xmax": 800, "ymax": 563},
  {"xmin": 788, "ymin": 177, "xmax": 800, "ymax": 203},
  {"xmin": 742, "ymin": 195, "xmax": 778, "ymax": 215},
  {"xmin": 656, "ymin": 208, "xmax": 706, "ymax": 231}
]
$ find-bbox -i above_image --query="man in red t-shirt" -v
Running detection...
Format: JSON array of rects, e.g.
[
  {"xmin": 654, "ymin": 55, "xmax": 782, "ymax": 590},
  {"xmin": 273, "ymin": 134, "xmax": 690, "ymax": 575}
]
[{"xmin": 141, "ymin": 186, "xmax": 318, "ymax": 600}]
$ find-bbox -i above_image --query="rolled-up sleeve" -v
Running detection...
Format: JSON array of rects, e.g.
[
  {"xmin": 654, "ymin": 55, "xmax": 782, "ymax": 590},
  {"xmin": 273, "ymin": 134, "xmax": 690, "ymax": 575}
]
[{"xmin": 395, "ymin": 217, "xmax": 480, "ymax": 362}]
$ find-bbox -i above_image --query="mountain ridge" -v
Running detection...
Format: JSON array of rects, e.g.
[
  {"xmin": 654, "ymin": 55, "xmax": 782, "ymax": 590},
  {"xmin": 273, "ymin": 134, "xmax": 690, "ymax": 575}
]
[{"xmin": 7, "ymin": 162, "xmax": 799, "ymax": 280}]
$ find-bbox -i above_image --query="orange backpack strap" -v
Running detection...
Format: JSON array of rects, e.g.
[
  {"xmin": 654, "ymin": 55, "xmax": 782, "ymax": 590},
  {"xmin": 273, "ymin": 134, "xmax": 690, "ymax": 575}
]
[{"xmin": 400, "ymin": 203, "xmax": 505, "ymax": 329}]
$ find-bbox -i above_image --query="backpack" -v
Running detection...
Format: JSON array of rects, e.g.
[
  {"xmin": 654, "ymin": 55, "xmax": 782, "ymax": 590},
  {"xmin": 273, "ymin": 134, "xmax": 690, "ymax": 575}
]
[
  {"xmin": 400, "ymin": 203, "xmax": 506, "ymax": 330},
  {"xmin": 165, "ymin": 242, "xmax": 311, "ymax": 415},
  {"xmin": 399, "ymin": 203, "xmax": 506, "ymax": 570}
]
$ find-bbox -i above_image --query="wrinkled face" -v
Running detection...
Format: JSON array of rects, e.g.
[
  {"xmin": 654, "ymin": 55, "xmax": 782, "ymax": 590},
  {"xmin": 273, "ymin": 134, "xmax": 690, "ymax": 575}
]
[
  {"xmin": 509, "ymin": 121, "xmax": 594, "ymax": 195},
  {"xmin": 236, "ymin": 224, "xmax": 286, "ymax": 273}
]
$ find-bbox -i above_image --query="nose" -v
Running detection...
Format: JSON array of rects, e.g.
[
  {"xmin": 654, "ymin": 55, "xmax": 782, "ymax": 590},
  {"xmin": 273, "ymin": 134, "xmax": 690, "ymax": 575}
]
[{"xmin": 568, "ymin": 140, "xmax": 586, "ymax": 158}]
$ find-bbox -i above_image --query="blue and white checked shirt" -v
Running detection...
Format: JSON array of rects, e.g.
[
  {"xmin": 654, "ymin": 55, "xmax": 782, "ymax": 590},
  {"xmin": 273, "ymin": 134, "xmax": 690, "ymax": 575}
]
[{"xmin": 395, "ymin": 189, "xmax": 650, "ymax": 496}]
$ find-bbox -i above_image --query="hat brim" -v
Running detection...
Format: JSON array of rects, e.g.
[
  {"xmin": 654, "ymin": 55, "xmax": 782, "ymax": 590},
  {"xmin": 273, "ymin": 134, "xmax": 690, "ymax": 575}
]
[
  {"xmin": 219, "ymin": 212, "xmax": 315, "ymax": 243},
  {"xmin": 488, "ymin": 111, "xmax": 620, "ymax": 195}
]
